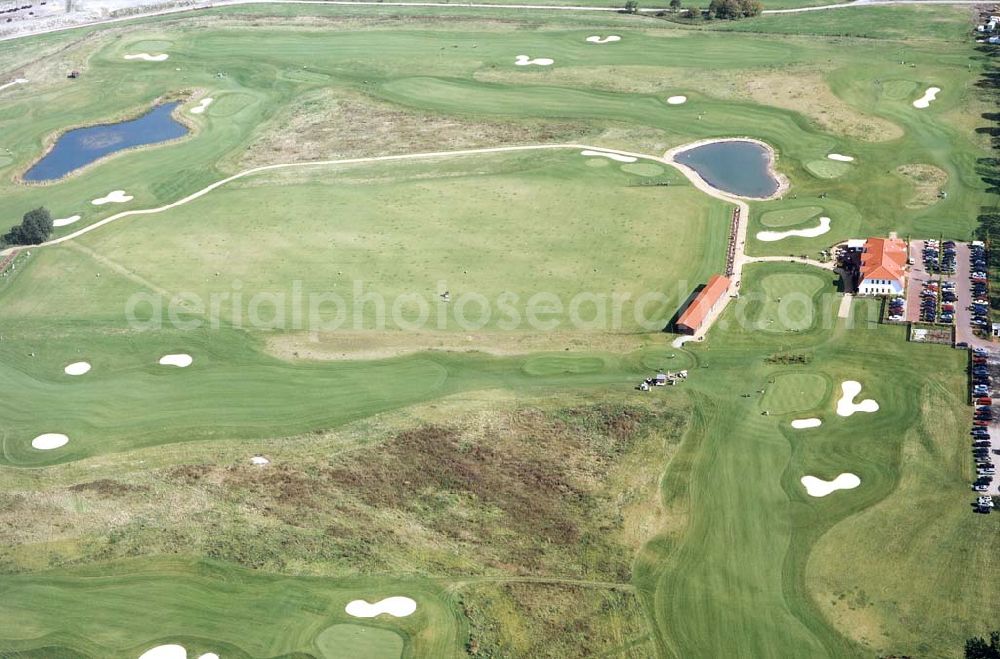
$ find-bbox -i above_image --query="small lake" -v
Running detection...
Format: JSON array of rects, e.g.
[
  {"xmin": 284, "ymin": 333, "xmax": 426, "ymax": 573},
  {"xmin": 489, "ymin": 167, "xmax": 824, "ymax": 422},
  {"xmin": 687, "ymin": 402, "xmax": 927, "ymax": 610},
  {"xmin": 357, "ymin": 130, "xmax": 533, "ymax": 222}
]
[
  {"xmin": 24, "ymin": 102, "xmax": 188, "ymax": 182},
  {"xmin": 675, "ymin": 140, "xmax": 780, "ymax": 198}
]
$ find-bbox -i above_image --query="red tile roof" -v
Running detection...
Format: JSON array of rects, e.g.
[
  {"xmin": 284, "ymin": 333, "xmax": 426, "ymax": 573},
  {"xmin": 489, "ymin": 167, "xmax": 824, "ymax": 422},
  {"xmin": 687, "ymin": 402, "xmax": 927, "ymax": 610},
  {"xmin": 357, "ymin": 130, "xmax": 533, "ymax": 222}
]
[
  {"xmin": 677, "ymin": 274, "xmax": 730, "ymax": 333},
  {"xmin": 860, "ymin": 237, "xmax": 907, "ymax": 283}
]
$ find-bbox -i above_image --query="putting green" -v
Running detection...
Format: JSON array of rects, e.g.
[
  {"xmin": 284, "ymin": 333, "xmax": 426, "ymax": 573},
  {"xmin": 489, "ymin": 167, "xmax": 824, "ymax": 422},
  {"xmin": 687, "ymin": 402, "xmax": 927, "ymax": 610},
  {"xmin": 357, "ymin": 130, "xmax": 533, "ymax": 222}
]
[
  {"xmin": 759, "ymin": 206, "xmax": 824, "ymax": 228},
  {"xmin": 621, "ymin": 163, "xmax": 665, "ymax": 177},
  {"xmin": 315, "ymin": 624, "xmax": 403, "ymax": 659},
  {"xmin": 761, "ymin": 372, "xmax": 831, "ymax": 415},
  {"xmin": 804, "ymin": 160, "xmax": 851, "ymax": 179},
  {"xmin": 881, "ymin": 79, "xmax": 919, "ymax": 100}
]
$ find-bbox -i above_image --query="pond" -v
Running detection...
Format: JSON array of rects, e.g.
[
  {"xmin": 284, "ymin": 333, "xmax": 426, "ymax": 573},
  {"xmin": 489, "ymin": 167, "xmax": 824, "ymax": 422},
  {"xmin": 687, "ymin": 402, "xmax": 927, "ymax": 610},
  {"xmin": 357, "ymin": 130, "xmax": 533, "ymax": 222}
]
[
  {"xmin": 674, "ymin": 140, "xmax": 780, "ymax": 199},
  {"xmin": 24, "ymin": 102, "xmax": 188, "ymax": 182}
]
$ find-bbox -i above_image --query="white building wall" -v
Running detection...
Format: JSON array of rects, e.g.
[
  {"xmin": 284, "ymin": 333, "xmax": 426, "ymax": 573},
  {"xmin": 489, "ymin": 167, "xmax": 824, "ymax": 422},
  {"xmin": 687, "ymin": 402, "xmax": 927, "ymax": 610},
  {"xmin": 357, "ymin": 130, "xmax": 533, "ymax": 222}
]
[{"xmin": 858, "ymin": 278, "xmax": 904, "ymax": 296}]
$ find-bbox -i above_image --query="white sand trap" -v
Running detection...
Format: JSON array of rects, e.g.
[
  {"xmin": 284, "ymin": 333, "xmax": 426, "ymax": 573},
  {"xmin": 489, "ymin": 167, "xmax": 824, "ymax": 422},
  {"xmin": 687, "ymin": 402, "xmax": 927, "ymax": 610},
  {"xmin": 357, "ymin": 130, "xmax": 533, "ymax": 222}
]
[
  {"xmin": 198, "ymin": 654, "xmax": 219, "ymax": 659},
  {"xmin": 124, "ymin": 53, "xmax": 169, "ymax": 62},
  {"xmin": 345, "ymin": 596, "xmax": 417, "ymax": 618},
  {"xmin": 580, "ymin": 149, "xmax": 636, "ymax": 163},
  {"xmin": 836, "ymin": 380, "xmax": 879, "ymax": 417},
  {"xmin": 92, "ymin": 190, "xmax": 133, "ymax": 205},
  {"xmin": 53, "ymin": 214, "xmax": 82, "ymax": 227},
  {"xmin": 64, "ymin": 361, "xmax": 91, "ymax": 375},
  {"xmin": 190, "ymin": 97, "xmax": 214, "ymax": 114},
  {"xmin": 138, "ymin": 645, "xmax": 186, "ymax": 659},
  {"xmin": 586, "ymin": 35, "xmax": 621, "ymax": 44},
  {"xmin": 791, "ymin": 418, "xmax": 822, "ymax": 429},
  {"xmin": 913, "ymin": 87, "xmax": 940, "ymax": 109},
  {"xmin": 32, "ymin": 433, "xmax": 69, "ymax": 450},
  {"xmin": 159, "ymin": 353, "xmax": 193, "ymax": 368},
  {"xmin": 801, "ymin": 473, "xmax": 861, "ymax": 497},
  {"xmin": 251, "ymin": 455, "xmax": 270, "ymax": 465},
  {"xmin": 514, "ymin": 55, "xmax": 554, "ymax": 66},
  {"xmin": 667, "ymin": 96, "xmax": 687, "ymax": 105},
  {"xmin": 756, "ymin": 216, "xmax": 831, "ymax": 242},
  {"xmin": 827, "ymin": 153, "xmax": 854, "ymax": 162},
  {"xmin": 0, "ymin": 78, "xmax": 27, "ymax": 92}
]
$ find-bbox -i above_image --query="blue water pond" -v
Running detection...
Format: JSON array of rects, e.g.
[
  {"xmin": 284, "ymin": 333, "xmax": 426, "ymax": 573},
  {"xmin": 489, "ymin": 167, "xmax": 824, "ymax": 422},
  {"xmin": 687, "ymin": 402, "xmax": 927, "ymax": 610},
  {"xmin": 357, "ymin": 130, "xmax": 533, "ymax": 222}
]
[
  {"xmin": 675, "ymin": 140, "xmax": 780, "ymax": 199},
  {"xmin": 24, "ymin": 102, "xmax": 188, "ymax": 182}
]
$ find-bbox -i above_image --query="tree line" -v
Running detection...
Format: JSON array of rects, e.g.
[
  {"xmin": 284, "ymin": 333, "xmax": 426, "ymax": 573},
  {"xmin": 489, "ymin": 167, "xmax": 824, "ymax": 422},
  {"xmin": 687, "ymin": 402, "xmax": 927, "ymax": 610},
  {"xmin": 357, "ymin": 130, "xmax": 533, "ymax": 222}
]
[{"xmin": 623, "ymin": 0, "xmax": 762, "ymax": 19}]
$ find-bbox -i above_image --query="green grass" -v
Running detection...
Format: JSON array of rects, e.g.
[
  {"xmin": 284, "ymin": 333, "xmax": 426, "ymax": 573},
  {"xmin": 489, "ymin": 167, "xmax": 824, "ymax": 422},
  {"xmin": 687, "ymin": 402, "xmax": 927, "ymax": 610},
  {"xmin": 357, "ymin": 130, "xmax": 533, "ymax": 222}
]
[
  {"xmin": 804, "ymin": 159, "xmax": 852, "ymax": 179},
  {"xmin": 0, "ymin": 4, "xmax": 996, "ymax": 659},
  {"xmin": 315, "ymin": 624, "xmax": 405, "ymax": 659},
  {"xmin": 759, "ymin": 205, "xmax": 824, "ymax": 228},
  {"xmin": 0, "ymin": 557, "xmax": 459, "ymax": 658},
  {"xmin": 760, "ymin": 372, "xmax": 831, "ymax": 415}
]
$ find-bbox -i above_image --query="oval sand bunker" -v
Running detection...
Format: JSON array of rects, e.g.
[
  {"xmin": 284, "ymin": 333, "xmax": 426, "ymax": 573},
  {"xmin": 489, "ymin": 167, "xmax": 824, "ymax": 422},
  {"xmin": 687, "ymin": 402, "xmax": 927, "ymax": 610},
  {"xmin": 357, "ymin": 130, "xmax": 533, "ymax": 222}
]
[
  {"xmin": 64, "ymin": 361, "xmax": 91, "ymax": 375},
  {"xmin": 124, "ymin": 53, "xmax": 169, "ymax": 62},
  {"xmin": 190, "ymin": 98, "xmax": 214, "ymax": 114},
  {"xmin": 345, "ymin": 596, "xmax": 417, "ymax": 618},
  {"xmin": 139, "ymin": 646, "xmax": 186, "ymax": 659},
  {"xmin": 515, "ymin": 55, "xmax": 553, "ymax": 66},
  {"xmin": 913, "ymin": 87, "xmax": 940, "ymax": 109},
  {"xmin": 836, "ymin": 380, "xmax": 879, "ymax": 416},
  {"xmin": 586, "ymin": 35, "xmax": 621, "ymax": 44},
  {"xmin": 92, "ymin": 190, "xmax": 133, "ymax": 205},
  {"xmin": 53, "ymin": 214, "xmax": 82, "ymax": 227},
  {"xmin": 159, "ymin": 353, "xmax": 193, "ymax": 368},
  {"xmin": 801, "ymin": 473, "xmax": 860, "ymax": 497},
  {"xmin": 580, "ymin": 149, "xmax": 636, "ymax": 163},
  {"xmin": 827, "ymin": 153, "xmax": 854, "ymax": 162},
  {"xmin": 32, "ymin": 433, "xmax": 69, "ymax": 450},
  {"xmin": 667, "ymin": 96, "xmax": 687, "ymax": 105},
  {"xmin": 791, "ymin": 418, "xmax": 822, "ymax": 429},
  {"xmin": 756, "ymin": 216, "xmax": 831, "ymax": 242}
]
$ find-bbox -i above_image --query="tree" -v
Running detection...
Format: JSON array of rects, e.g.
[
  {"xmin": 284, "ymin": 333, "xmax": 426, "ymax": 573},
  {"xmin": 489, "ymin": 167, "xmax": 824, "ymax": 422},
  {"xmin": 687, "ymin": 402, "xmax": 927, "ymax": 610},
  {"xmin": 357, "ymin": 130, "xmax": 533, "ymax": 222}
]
[
  {"xmin": 670, "ymin": 0, "xmax": 682, "ymax": 9},
  {"xmin": 3, "ymin": 207, "xmax": 53, "ymax": 246},
  {"xmin": 966, "ymin": 631, "xmax": 1000, "ymax": 659},
  {"xmin": 624, "ymin": 0, "xmax": 638, "ymax": 12},
  {"xmin": 708, "ymin": 0, "xmax": 760, "ymax": 17}
]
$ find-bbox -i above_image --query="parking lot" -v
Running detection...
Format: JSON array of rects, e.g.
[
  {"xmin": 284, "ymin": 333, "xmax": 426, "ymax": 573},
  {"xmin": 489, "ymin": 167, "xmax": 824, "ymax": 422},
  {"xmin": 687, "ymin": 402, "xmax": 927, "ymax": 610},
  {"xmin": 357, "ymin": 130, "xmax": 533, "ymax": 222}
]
[
  {"xmin": 904, "ymin": 239, "xmax": 957, "ymax": 325},
  {"xmin": 972, "ymin": 348, "xmax": 1000, "ymax": 497}
]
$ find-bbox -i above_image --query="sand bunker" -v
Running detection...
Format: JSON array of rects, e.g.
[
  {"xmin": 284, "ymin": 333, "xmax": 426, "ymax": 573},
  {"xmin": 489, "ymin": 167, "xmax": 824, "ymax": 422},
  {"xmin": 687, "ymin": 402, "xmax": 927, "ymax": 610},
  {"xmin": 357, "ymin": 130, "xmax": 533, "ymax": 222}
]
[
  {"xmin": 0, "ymin": 78, "xmax": 27, "ymax": 92},
  {"xmin": 827, "ymin": 153, "xmax": 854, "ymax": 162},
  {"xmin": 345, "ymin": 596, "xmax": 417, "ymax": 618},
  {"xmin": 198, "ymin": 654, "xmax": 219, "ymax": 659},
  {"xmin": 138, "ymin": 646, "xmax": 186, "ymax": 659},
  {"xmin": 158, "ymin": 353, "xmax": 193, "ymax": 368},
  {"xmin": 756, "ymin": 216, "xmax": 831, "ymax": 242},
  {"xmin": 836, "ymin": 380, "xmax": 879, "ymax": 416},
  {"xmin": 801, "ymin": 473, "xmax": 861, "ymax": 497},
  {"xmin": 514, "ymin": 55, "xmax": 554, "ymax": 66},
  {"xmin": 580, "ymin": 149, "xmax": 636, "ymax": 163},
  {"xmin": 124, "ymin": 53, "xmax": 169, "ymax": 62},
  {"xmin": 92, "ymin": 190, "xmax": 133, "ymax": 205},
  {"xmin": 64, "ymin": 361, "xmax": 91, "ymax": 375},
  {"xmin": 190, "ymin": 98, "xmax": 214, "ymax": 114},
  {"xmin": 31, "ymin": 433, "xmax": 69, "ymax": 450},
  {"xmin": 667, "ymin": 96, "xmax": 687, "ymax": 105},
  {"xmin": 53, "ymin": 214, "xmax": 82, "ymax": 227},
  {"xmin": 586, "ymin": 35, "xmax": 621, "ymax": 44},
  {"xmin": 251, "ymin": 455, "xmax": 270, "ymax": 465},
  {"xmin": 913, "ymin": 87, "xmax": 940, "ymax": 109},
  {"xmin": 791, "ymin": 418, "xmax": 822, "ymax": 429}
]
